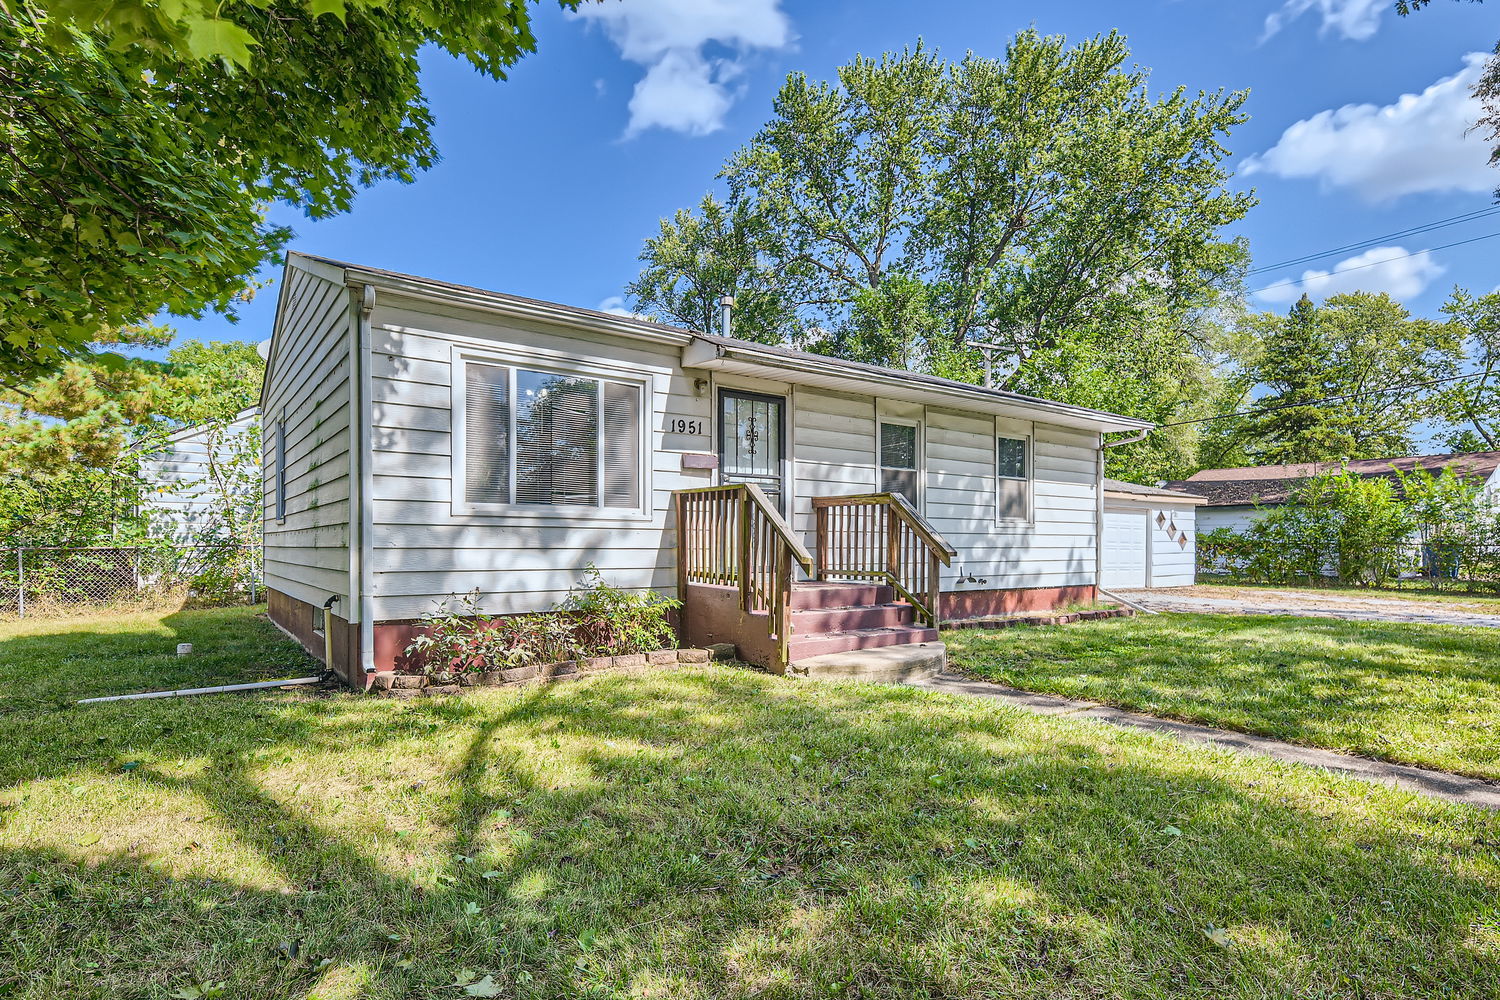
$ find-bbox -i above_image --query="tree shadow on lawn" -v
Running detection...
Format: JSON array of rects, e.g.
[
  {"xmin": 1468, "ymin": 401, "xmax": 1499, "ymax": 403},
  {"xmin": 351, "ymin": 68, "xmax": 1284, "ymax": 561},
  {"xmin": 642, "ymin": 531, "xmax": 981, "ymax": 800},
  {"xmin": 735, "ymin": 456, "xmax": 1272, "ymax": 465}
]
[
  {"xmin": 946, "ymin": 615, "xmax": 1500, "ymax": 776},
  {"xmin": 0, "ymin": 669, "xmax": 1497, "ymax": 999},
  {"xmin": 0, "ymin": 606, "xmax": 317, "ymax": 712}
]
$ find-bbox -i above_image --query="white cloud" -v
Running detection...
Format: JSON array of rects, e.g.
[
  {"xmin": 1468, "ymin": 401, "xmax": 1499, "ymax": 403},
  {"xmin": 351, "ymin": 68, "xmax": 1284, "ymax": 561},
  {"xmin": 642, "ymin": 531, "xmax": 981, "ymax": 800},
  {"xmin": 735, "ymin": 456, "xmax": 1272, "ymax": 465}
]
[
  {"xmin": 1262, "ymin": 0, "xmax": 1386, "ymax": 42},
  {"xmin": 1242, "ymin": 53, "xmax": 1492, "ymax": 201},
  {"xmin": 1257, "ymin": 245, "xmax": 1445, "ymax": 304},
  {"xmin": 596, "ymin": 295, "xmax": 642, "ymax": 318},
  {"xmin": 570, "ymin": 0, "xmax": 792, "ymax": 137}
]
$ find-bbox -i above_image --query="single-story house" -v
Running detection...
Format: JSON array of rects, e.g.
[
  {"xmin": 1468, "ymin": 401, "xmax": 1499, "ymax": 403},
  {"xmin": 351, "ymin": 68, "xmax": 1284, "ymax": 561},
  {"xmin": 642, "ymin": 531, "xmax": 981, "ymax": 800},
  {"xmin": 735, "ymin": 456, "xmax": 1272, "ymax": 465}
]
[
  {"xmin": 140, "ymin": 406, "xmax": 260, "ymax": 541},
  {"xmin": 1165, "ymin": 452, "xmax": 1500, "ymax": 535},
  {"xmin": 1099, "ymin": 479, "xmax": 1205, "ymax": 590},
  {"xmin": 260, "ymin": 252, "xmax": 1157, "ymax": 685}
]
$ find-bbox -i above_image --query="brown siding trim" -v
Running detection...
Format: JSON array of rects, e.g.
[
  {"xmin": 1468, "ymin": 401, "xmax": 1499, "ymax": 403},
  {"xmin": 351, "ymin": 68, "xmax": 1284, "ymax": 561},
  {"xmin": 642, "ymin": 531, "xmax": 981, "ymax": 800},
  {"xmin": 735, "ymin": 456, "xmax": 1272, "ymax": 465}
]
[{"xmin": 267, "ymin": 588, "xmax": 362, "ymax": 687}]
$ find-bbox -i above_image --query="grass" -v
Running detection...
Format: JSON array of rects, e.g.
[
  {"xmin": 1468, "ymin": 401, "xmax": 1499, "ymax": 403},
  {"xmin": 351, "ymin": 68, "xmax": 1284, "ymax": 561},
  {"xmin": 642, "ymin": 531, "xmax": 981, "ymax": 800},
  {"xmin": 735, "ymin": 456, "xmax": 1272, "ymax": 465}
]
[
  {"xmin": 0, "ymin": 609, "xmax": 1497, "ymax": 998},
  {"xmin": 946, "ymin": 614, "xmax": 1500, "ymax": 779},
  {"xmin": 1193, "ymin": 579, "xmax": 1500, "ymax": 613},
  {"xmin": 0, "ymin": 605, "xmax": 315, "ymax": 712}
]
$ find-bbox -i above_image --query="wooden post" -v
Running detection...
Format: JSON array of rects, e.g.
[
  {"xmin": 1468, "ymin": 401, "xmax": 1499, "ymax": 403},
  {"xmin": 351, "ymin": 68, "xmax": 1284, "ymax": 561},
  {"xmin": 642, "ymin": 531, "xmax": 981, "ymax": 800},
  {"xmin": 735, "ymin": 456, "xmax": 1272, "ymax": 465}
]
[
  {"xmin": 815, "ymin": 505, "xmax": 827, "ymax": 581},
  {"xmin": 885, "ymin": 505, "xmax": 900, "ymax": 589},
  {"xmin": 674, "ymin": 492, "xmax": 688, "ymax": 602},
  {"xmin": 737, "ymin": 488, "xmax": 752, "ymax": 611},
  {"xmin": 772, "ymin": 544, "xmax": 792, "ymax": 675},
  {"xmin": 926, "ymin": 550, "xmax": 941, "ymax": 628}
]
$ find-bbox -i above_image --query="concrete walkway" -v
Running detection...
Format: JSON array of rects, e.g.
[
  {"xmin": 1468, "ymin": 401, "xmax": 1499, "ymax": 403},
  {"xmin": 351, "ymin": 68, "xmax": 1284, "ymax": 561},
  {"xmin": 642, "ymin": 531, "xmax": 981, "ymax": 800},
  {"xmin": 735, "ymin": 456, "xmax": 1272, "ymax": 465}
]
[
  {"xmin": 1114, "ymin": 586, "xmax": 1500, "ymax": 628},
  {"xmin": 910, "ymin": 672, "xmax": 1500, "ymax": 810}
]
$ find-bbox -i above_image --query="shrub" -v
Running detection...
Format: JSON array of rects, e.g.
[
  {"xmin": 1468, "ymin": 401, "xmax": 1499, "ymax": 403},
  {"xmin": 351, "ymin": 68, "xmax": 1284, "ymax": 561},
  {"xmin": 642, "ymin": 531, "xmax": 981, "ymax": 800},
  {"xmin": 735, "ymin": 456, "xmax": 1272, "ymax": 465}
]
[
  {"xmin": 402, "ymin": 568, "xmax": 681, "ymax": 674},
  {"xmin": 560, "ymin": 565, "xmax": 680, "ymax": 656}
]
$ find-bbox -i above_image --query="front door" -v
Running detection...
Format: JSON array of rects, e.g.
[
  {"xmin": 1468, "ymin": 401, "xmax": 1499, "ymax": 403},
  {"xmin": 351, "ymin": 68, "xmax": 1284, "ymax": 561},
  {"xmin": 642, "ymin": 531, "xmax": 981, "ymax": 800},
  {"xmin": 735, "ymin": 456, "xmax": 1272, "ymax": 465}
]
[{"xmin": 718, "ymin": 389, "xmax": 786, "ymax": 510}]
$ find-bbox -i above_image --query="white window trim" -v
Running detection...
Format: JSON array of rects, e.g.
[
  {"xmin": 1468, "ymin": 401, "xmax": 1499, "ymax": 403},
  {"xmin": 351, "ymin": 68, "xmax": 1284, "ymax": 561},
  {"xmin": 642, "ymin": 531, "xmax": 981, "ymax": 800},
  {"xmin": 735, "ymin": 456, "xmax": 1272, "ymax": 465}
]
[
  {"xmin": 995, "ymin": 424, "xmax": 1033, "ymax": 527},
  {"xmin": 877, "ymin": 415, "xmax": 924, "ymax": 513},
  {"xmin": 450, "ymin": 346, "xmax": 653, "ymax": 522}
]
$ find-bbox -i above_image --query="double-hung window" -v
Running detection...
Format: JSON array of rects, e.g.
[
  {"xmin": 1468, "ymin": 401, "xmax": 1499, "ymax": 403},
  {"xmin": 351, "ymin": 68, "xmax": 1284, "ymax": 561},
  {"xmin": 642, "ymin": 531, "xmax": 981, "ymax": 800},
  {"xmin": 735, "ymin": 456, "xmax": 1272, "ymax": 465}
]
[
  {"xmin": 460, "ymin": 357, "xmax": 644, "ymax": 514},
  {"xmin": 996, "ymin": 433, "xmax": 1030, "ymax": 522},
  {"xmin": 879, "ymin": 421, "xmax": 920, "ymax": 507}
]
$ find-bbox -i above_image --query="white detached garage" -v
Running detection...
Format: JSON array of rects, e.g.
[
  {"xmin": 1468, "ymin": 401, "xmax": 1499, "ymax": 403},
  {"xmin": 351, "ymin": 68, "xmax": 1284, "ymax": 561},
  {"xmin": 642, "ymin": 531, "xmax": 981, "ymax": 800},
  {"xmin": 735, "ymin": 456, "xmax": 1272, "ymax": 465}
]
[{"xmin": 1099, "ymin": 479, "xmax": 1205, "ymax": 590}]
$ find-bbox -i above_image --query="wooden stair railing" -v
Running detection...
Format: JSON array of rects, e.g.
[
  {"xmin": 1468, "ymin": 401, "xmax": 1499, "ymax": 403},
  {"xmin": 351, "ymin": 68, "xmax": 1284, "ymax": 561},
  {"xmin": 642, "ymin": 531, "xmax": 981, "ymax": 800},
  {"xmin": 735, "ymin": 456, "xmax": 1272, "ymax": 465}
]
[
  {"xmin": 812, "ymin": 493, "xmax": 958, "ymax": 627},
  {"xmin": 675, "ymin": 484, "xmax": 814, "ymax": 673}
]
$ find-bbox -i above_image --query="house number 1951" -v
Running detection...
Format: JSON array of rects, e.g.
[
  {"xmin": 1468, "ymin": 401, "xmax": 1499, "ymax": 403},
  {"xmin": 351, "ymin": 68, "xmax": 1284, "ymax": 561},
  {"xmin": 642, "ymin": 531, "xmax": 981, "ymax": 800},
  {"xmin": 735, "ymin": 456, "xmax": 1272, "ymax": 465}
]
[{"xmin": 669, "ymin": 418, "xmax": 705, "ymax": 435}]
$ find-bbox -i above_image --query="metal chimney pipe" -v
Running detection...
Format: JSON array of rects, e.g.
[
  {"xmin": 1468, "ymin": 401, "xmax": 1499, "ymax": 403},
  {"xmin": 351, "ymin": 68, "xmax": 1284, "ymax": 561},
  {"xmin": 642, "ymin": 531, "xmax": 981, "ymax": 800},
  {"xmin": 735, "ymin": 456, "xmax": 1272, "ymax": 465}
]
[{"xmin": 719, "ymin": 294, "xmax": 735, "ymax": 340}]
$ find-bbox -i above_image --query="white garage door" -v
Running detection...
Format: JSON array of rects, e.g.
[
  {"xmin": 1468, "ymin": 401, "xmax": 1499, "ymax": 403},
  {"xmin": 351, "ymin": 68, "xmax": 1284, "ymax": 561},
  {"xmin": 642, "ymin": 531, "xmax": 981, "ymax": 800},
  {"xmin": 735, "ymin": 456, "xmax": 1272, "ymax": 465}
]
[{"xmin": 1102, "ymin": 509, "xmax": 1148, "ymax": 589}]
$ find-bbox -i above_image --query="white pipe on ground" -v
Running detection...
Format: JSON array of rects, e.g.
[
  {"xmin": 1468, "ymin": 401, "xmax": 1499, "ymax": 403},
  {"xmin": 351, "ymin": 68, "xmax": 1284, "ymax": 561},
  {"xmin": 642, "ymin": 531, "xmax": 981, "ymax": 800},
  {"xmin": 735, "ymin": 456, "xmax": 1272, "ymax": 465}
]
[{"xmin": 78, "ymin": 676, "xmax": 324, "ymax": 705}]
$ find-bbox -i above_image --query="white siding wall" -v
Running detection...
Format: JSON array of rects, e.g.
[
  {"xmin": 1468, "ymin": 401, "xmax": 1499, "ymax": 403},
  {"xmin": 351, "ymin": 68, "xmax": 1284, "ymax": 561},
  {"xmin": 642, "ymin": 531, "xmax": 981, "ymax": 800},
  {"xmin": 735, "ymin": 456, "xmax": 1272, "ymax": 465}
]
[
  {"xmin": 1196, "ymin": 505, "xmax": 1262, "ymax": 536},
  {"xmin": 366, "ymin": 298, "xmax": 711, "ymax": 620},
  {"xmin": 262, "ymin": 266, "xmax": 354, "ymax": 609},
  {"xmin": 1148, "ymin": 503, "xmax": 1197, "ymax": 587},
  {"xmin": 142, "ymin": 410, "xmax": 258, "ymax": 541},
  {"xmin": 786, "ymin": 391, "xmax": 1099, "ymax": 592}
]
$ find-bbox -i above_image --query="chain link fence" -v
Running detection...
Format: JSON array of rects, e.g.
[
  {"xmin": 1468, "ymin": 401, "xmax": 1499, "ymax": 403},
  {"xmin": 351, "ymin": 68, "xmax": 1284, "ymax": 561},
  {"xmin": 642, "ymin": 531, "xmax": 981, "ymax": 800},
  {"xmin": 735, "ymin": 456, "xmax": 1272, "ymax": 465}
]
[{"xmin": 0, "ymin": 544, "xmax": 263, "ymax": 619}]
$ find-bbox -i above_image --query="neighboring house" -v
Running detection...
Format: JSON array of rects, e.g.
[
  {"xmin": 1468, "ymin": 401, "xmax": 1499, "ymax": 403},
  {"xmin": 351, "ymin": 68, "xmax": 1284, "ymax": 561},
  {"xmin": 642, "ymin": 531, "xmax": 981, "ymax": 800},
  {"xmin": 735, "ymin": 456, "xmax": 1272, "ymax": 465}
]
[
  {"xmin": 260, "ymin": 252, "xmax": 1154, "ymax": 686},
  {"xmin": 1166, "ymin": 452, "xmax": 1500, "ymax": 536},
  {"xmin": 140, "ymin": 407, "xmax": 260, "ymax": 542},
  {"xmin": 1099, "ymin": 479, "xmax": 1205, "ymax": 590}
]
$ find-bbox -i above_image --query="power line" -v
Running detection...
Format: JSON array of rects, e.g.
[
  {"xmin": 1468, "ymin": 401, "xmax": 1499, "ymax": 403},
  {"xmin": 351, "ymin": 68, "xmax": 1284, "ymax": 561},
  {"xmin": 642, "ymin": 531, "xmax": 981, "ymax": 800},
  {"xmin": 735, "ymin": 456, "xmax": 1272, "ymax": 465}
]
[
  {"xmin": 1148, "ymin": 369, "xmax": 1490, "ymax": 432},
  {"xmin": 1247, "ymin": 206, "xmax": 1500, "ymax": 275},
  {"xmin": 1247, "ymin": 231, "xmax": 1500, "ymax": 296}
]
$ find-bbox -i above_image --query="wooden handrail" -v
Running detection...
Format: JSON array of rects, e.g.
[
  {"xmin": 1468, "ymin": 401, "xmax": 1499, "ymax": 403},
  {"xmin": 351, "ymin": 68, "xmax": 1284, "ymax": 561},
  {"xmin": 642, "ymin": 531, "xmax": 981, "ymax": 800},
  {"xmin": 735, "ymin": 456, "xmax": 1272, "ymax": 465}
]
[
  {"xmin": 812, "ymin": 492, "xmax": 955, "ymax": 626},
  {"xmin": 675, "ymin": 484, "xmax": 811, "ymax": 673}
]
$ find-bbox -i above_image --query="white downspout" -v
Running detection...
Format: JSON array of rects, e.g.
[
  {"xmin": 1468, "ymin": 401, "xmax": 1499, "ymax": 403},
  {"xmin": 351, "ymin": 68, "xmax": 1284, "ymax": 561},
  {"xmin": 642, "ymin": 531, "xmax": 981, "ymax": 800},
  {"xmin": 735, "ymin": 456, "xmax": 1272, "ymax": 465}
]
[{"xmin": 356, "ymin": 284, "xmax": 378, "ymax": 676}]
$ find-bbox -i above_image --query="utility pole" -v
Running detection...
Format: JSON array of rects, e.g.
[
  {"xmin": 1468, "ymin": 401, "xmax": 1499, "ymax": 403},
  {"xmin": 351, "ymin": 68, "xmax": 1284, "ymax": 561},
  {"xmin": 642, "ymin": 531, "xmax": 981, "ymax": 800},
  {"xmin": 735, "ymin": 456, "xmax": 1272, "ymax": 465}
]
[{"xmin": 968, "ymin": 340, "xmax": 1014, "ymax": 390}]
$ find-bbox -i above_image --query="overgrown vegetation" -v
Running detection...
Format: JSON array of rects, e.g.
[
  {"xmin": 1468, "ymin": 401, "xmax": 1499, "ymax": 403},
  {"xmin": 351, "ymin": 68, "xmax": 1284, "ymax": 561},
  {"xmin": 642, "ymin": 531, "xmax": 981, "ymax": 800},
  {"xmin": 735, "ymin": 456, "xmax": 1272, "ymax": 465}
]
[
  {"xmin": 404, "ymin": 568, "xmax": 680, "ymax": 676},
  {"xmin": 1199, "ymin": 465, "xmax": 1500, "ymax": 589},
  {"xmin": 946, "ymin": 612, "xmax": 1500, "ymax": 779},
  {"xmin": 1, "ymin": 607, "xmax": 1497, "ymax": 998}
]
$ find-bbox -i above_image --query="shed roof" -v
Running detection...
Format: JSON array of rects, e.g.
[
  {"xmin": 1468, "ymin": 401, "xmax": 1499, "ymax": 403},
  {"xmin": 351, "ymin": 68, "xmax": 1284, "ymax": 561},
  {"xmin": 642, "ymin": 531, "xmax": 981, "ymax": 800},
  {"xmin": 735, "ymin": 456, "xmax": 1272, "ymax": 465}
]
[
  {"xmin": 1163, "ymin": 452, "xmax": 1500, "ymax": 506},
  {"xmin": 1102, "ymin": 478, "xmax": 1208, "ymax": 505}
]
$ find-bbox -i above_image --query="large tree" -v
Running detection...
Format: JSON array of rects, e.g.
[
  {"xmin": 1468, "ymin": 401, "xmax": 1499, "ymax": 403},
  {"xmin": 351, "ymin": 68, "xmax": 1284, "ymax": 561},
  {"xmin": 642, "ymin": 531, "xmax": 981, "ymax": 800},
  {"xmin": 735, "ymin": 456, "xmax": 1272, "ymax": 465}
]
[
  {"xmin": 1, "ymin": 1, "xmax": 578, "ymax": 382},
  {"xmin": 1232, "ymin": 293, "xmax": 1458, "ymax": 464},
  {"xmin": 630, "ymin": 31, "xmax": 1254, "ymax": 380},
  {"xmin": 1432, "ymin": 287, "xmax": 1500, "ymax": 449}
]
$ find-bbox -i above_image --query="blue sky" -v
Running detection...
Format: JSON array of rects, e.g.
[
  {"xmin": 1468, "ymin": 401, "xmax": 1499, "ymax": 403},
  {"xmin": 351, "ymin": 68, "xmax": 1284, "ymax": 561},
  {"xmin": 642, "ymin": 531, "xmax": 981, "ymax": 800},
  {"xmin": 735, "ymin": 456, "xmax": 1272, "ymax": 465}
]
[{"xmin": 169, "ymin": 0, "xmax": 1500, "ymax": 348}]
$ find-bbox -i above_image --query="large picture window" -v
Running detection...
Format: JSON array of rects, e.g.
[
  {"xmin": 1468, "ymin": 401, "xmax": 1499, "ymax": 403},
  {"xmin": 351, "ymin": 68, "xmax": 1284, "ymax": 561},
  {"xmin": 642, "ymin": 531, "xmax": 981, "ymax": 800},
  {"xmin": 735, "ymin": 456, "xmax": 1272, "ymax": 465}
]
[
  {"xmin": 461, "ymin": 358, "xmax": 643, "ymax": 513},
  {"xmin": 879, "ymin": 421, "xmax": 919, "ymax": 507},
  {"xmin": 996, "ymin": 434, "xmax": 1030, "ymax": 522}
]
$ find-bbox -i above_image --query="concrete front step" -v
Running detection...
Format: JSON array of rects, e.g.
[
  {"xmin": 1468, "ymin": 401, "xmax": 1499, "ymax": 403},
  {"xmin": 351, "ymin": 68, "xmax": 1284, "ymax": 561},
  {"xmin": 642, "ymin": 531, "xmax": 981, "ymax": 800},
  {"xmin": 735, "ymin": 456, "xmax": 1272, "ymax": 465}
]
[
  {"xmin": 786, "ymin": 624, "xmax": 939, "ymax": 659},
  {"xmin": 789, "ymin": 602, "xmax": 913, "ymax": 633},
  {"xmin": 789, "ymin": 641, "xmax": 946, "ymax": 684},
  {"xmin": 789, "ymin": 581, "xmax": 894, "ymax": 610}
]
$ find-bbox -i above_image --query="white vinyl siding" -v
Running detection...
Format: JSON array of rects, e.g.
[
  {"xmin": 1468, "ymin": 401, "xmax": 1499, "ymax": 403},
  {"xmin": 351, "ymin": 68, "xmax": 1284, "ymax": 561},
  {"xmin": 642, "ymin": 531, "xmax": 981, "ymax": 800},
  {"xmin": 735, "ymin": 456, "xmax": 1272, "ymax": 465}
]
[
  {"xmin": 1150, "ymin": 504, "xmax": 1197, "ymax": 587},
  {"xmin": 140, "ymin": 408, "xmax": 259, "ymax": 542},
  {"xmin": 366, "ymin": 300, "xmax": 706, "ymax": 620},
  {"xmin": 261, "ymin": 263, "xmax": 354, "ymax": 610}
]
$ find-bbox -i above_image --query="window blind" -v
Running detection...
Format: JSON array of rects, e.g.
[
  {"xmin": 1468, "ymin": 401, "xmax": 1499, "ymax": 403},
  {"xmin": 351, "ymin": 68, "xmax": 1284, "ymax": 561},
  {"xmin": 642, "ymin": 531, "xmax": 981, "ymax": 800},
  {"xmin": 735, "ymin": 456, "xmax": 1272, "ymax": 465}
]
[
  {"xmin": 465, "ymin": 363, "xmax": 511, "ymax": 506},
  {"xmin": 602, "ymin": 381, "xmax": 642, "ymax": 508},
  {"xmin": 515, "ymin": 371, "xmax": 598, "ymax": 506}
]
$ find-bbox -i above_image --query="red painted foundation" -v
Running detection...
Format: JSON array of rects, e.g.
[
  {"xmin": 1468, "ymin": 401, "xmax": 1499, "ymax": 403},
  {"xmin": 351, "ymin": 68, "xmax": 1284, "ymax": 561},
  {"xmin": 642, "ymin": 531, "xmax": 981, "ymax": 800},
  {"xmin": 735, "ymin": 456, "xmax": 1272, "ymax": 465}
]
[
  {"xmin": 939, "ymin": 585, "xmax": 1096, "ymax": 620},
  {"xmin": 267, "ymin": 589, "xmax": 361, "ymax": 685}
]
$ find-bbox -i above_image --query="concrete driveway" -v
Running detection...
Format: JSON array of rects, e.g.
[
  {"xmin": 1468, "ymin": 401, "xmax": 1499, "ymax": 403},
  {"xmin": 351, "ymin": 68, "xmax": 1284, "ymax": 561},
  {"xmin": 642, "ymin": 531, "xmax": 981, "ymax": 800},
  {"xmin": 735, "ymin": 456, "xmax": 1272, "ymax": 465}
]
[{"xmin": 1111, "ymin": 585, "xmax": 1500, "ymax": 628}]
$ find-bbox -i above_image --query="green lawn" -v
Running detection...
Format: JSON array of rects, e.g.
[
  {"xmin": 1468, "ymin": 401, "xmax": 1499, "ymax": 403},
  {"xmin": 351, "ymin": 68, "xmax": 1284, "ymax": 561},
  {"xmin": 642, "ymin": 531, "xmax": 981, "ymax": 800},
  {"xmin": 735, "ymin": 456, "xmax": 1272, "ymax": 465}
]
[
  {"xmin": 946, "ymin": 614, "xmax": 1500, "ymax": 779},
  {"xmin": 0, "ymin": 605, "xmax": 315, "ymax": 712},
  {"xmin": 0, "ymin": 609, "xmax": 1497, "ymax": 998}
]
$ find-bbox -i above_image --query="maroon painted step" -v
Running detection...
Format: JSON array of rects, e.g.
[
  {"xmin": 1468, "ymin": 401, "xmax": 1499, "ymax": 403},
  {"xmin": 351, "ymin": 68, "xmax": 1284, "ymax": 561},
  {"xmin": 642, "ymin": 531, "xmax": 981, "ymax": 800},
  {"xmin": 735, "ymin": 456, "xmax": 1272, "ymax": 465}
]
[
  {"xmin": 789, "ymin": 581, "xmax": 895, "ymax": 610},
  {"xmin": 789, "ymin": 602, "xmax": 913, "ymax": 634},
  {"xmin": 787, "ymin": 625, "xmax": 940, "ymax": 660}
]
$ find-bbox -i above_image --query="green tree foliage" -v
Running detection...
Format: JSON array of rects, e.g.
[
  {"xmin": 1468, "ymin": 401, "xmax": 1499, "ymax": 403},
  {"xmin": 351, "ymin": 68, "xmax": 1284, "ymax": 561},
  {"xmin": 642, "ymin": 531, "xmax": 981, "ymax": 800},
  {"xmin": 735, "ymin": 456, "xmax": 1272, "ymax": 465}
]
[
  {"xmin": 1228, "ymin": 293, "xmax": 1457, "ymax": 465},
  {"xmin": 0, "ymin": 335, "xmax": 263, "ymax": 545},
  {"xmin": 628, "ymin": 32, "xmax": 1253, "ymax": 483},
  {"xmin": 1432, "ymin": 287, "xmax": 1500, "ymax": 449},
  {"xmin": 1, "ymin": 1, "xmax": 577, "ymax": 380},
  {"xmin": 632, "ymin": 32, "xmax": 1252, "ymax": 363}
]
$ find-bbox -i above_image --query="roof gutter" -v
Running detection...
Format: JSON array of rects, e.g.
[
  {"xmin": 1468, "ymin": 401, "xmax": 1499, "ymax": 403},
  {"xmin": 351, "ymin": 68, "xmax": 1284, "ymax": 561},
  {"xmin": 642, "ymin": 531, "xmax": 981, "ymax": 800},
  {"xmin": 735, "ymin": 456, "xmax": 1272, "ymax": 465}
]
[{"xmin": 340, "ymin": 267, "xmax": 694, "ymax": 351}]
